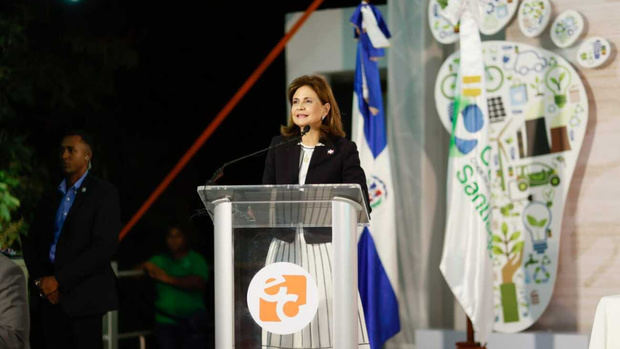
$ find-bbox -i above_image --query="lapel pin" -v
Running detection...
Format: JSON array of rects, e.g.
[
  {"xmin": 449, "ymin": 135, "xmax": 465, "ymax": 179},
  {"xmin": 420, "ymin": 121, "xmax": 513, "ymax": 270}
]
[
  {"xmin": 327, "ymin": 149, "xmax": 334, "ymax": 155},
  {"xmin": 81, "ymin": 187, "xmax": 87, "ymax": 193}
]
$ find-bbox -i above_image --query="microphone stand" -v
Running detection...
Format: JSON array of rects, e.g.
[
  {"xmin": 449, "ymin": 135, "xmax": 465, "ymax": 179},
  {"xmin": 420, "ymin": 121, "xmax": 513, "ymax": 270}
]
[{"xmin": 206, "ymin": 126, "xmax": 310, "ymax": 185}]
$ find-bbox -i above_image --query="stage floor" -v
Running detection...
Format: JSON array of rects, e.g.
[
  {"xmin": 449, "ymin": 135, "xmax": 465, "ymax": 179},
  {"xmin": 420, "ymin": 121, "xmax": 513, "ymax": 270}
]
[{"xmin": 415, "ymin": 329, "xmax": 589, "ymax": 349}]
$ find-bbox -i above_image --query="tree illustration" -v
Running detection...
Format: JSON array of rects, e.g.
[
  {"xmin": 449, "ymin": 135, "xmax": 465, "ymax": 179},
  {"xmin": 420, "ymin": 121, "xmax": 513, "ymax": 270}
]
[{"xmin": 493, "ymin": 222, "xmax": 524, "ymax": 323}]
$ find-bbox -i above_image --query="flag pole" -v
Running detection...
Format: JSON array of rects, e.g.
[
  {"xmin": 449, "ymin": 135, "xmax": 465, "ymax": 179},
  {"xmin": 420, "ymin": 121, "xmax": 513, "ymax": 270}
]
[{"xmin": 456, "ymin": 316, "xmax": 485, "ymax": 349}]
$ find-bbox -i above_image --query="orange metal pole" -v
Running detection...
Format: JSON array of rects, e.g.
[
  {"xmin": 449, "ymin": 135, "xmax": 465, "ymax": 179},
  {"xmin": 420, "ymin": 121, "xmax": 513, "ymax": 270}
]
[{"xmin": 118, "ymin": 0, "xmax": 325, "ymax": 241}]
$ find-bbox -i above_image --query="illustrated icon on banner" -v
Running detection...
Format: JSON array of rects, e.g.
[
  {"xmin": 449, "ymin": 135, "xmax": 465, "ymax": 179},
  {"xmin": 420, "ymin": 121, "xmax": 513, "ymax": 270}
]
[
  {"xmin": 577, "ymin": 37, "xmax": 612, "ymax": 69},
  {"xmin": 428, "ymin": 0, "xmax": 459, "ymax": 44},
  {"xmin": 479, "ymin": 0, "xmax": 519, "ymax": 35},
  {"xmin": 550, "ymin": 10, "xmax": 585, "ymax": 48},
  {"xmin": 518, "ymin": 0, "xmax": 552, "ymax": 38}
]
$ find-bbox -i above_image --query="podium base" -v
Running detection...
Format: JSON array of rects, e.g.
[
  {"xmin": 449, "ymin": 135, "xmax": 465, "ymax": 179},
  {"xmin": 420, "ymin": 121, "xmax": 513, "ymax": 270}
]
[{"xmin": 456, "ymin": 342, "xmax": 485, "ymax": 349}]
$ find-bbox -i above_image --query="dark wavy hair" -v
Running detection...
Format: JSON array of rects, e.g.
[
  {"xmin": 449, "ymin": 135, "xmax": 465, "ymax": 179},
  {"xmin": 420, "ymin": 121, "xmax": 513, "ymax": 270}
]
[{"xmin": 280, "ymin": 75, "xmax": 345, "ymax": 139}]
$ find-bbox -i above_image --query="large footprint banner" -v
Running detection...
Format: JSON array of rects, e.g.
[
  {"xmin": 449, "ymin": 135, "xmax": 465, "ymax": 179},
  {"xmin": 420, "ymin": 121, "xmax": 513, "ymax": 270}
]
[{"xmin": 435, "ymin": 41, "xmax": 588, "ymax": 332}]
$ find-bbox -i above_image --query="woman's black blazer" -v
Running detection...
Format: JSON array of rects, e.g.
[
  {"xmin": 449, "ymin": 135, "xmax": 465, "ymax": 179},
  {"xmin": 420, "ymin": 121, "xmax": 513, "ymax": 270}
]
[{"xmin": 262, "ymin": 134, "xmax": 371, "ymax": 243}]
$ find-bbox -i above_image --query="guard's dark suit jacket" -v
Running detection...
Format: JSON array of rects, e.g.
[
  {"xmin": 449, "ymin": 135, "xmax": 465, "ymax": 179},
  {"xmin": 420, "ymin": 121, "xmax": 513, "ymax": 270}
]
[
  {"xmin": 262, "ymin": 134, "xmax": 371, "ymax": 243},
  {"xmin": 22, "ymin": 174, "xmax": 120, "ymax": 317}
]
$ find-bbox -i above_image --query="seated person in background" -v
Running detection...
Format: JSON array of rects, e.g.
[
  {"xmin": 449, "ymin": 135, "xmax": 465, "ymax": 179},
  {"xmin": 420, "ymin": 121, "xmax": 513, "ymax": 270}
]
[{"xmin": 142, "ymin": 225, "xmax": 209, "ymax": 349}]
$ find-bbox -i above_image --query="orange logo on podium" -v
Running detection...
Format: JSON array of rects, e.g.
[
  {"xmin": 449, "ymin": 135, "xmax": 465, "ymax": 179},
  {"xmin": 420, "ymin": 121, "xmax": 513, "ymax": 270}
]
[
  {"xmin": 260, "ymin": 275, "xmax": 307, "ymax": 322},
  {"xmin": 247, "ymin": 263, "xmax": 318, "ymax": 334}
]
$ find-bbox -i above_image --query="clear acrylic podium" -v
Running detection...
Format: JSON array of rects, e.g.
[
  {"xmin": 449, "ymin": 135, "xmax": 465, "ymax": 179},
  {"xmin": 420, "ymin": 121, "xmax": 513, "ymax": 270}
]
[{"xmin": 197, "ymin": 184, "xmax": 370, "ymax": 348}]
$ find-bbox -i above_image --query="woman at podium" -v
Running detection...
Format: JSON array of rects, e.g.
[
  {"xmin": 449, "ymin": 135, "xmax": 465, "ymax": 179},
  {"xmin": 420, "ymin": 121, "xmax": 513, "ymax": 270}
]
[{"xmin": 262, "ymin": 74, "xmax": 371, "ymax": 348}]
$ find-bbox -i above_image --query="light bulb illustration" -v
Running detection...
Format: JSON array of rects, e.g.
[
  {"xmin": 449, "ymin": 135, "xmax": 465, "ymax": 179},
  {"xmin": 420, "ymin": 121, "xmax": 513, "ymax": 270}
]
[
  {"xmin": 544, "ymin": 65, "xmax": 571, "ymax": 108},
  {"xmin": 523, "ymin": 200, "xmax": 551, "ymax": 254}
]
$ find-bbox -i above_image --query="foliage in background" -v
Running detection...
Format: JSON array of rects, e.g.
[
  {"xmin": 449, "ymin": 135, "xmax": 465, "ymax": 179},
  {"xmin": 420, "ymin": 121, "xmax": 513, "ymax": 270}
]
[
  {"xmin": 0, "ymin": 171, "xmax": 23, "ymax": 254},
  {"xmin": 0, "ymin": 1, "xmax": 138, "ymax": 254},
  {"xmin": 0, "ymin": 3, "xmax": 38, "ymax": 255}
]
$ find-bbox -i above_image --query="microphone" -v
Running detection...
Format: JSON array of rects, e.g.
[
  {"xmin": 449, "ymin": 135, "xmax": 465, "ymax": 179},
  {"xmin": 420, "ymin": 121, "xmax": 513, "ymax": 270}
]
[{"xmin": 206, "ymin": 125, "xmax": 310, "ymax": 185}]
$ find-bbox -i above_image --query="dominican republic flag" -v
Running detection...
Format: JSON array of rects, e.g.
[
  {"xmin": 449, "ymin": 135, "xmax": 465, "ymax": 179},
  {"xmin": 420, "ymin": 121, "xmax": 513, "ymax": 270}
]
[
  {"xmin": 351, "ymin": 2, "xmax": 400, "ymax": 348},
  {"xmin": 438, "ymin": 0, "xmax": 494, "ymax": 344}
]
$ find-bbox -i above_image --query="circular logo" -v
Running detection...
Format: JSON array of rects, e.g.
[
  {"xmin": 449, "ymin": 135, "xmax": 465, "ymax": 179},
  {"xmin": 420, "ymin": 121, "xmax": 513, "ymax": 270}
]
[
  {"xmin": 453, "ymin": 103, "xmax": 485, "ymax": 155},
  {"xmin": 247, "ymin": 262, "xmax": 319, "ymax": 334},
  {"xmin": 368, "ymin": 175, "xmax": 388, "ymax": 209}
]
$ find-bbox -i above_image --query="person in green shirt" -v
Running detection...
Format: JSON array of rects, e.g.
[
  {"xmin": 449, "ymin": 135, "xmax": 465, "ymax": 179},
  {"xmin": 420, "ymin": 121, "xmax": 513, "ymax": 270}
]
[{"xmin": 142, "ymin": 225, "xmax": 209, "ymax": 349}]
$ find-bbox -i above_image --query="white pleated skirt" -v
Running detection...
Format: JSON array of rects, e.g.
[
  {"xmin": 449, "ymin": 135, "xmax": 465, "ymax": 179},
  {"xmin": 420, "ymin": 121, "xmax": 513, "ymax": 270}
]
[{"xmin": 261, "ymin": 228, "xmax": 370, "ymax": 349}]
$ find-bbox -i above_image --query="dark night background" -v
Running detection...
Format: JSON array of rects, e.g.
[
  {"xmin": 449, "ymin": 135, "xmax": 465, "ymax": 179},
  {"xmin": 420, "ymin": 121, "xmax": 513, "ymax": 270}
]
[{"xmin": 1, "ymin": 0, "xmax": 384, "ymax": 345}]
